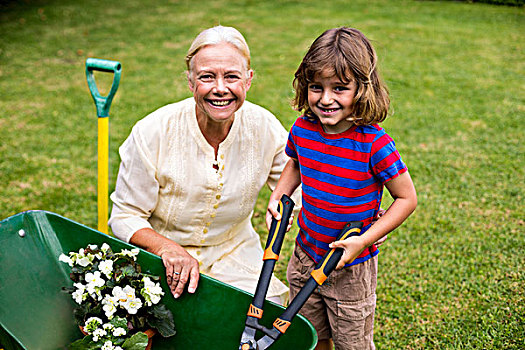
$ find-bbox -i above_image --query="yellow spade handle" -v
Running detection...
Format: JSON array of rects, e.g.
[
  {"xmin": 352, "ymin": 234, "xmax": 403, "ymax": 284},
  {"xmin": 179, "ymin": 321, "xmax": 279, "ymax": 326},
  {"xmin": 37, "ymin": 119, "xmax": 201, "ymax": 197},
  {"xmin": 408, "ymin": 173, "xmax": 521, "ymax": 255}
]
[{"xmin": 97, "ymin": 117, "xmax": 109, "ymax": 234}]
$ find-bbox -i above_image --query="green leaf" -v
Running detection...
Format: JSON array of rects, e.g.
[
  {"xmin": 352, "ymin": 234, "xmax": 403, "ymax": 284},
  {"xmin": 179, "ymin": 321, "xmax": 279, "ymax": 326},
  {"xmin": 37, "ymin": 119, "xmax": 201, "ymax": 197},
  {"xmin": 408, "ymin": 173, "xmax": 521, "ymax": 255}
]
[
  {"xmin": 147, "ymin": 304, "xmax": 176, "ymax": 337},
  {"xmin": 118, "ymin": 264, "xmax": 140, "ymax": 280},
  {"xmin": 69, "ymin": 335, "xmax": 99, "ymax": 350},
  {"xmin": 122, "ymin": 332, "xmax": 149, "ymax": 350},
  {"xmin": 109, "ymin": 316, "xmax": 128, "ymax": 329},
  {"xmin": 73, "ymin": 302, "xmax": 91, "ymax": 325},
  {"xmin": 106, "ymin": 278, "xmax": 117, "ymax": 288},
  {"xmin": 129, "ymin": 314, "xmax": 147, "ymax": 330}
]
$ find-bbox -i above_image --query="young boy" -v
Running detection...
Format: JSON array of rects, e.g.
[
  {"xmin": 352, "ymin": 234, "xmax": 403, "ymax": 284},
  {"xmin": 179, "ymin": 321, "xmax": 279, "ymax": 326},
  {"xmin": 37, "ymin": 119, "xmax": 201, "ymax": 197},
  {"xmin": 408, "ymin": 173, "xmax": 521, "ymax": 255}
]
[{"xmin": 267, "ymin": 27, "xmax": 417, "ymax": 349}]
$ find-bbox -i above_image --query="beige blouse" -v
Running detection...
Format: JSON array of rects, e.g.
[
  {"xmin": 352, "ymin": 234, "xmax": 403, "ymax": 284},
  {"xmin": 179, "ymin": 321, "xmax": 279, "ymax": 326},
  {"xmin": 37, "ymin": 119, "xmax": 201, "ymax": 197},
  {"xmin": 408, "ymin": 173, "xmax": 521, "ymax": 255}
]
[{"xmin": 109, "ymin": 97, "xmax": 293, "ymax": 299}]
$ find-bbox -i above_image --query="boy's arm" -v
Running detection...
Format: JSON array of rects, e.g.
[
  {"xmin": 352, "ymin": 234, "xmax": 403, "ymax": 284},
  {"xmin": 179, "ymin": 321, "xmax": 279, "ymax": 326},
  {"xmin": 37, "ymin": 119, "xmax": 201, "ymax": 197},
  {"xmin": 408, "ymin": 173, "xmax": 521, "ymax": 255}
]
[
  {"xmin": 266, "ymin": 158, "xmax": 302, "ymax": 230},
  {"xmin": 330, "ymin": 171, "xmax": 417, "ymax": 269}
]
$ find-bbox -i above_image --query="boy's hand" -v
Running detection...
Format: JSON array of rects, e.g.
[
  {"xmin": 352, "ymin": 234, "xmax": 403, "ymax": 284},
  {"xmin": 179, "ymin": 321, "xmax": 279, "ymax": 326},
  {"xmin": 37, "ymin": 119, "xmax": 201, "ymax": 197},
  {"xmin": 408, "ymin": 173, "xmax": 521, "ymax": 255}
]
[
  {"xmin": 329, "ymin": 236, "xmax": 366, "ymax": 270},
  {"xmin": 266, "ymin": 198, "xmax": 294, "ymax": 232}
]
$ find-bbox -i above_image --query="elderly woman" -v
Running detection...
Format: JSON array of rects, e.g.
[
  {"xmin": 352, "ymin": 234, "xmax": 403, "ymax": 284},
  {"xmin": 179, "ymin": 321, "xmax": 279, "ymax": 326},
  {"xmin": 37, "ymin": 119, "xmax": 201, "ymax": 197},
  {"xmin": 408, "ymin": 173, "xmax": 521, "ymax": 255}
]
[{"xmin": 109, "ymin": 26, "xmax": 291, "ymax": 303}]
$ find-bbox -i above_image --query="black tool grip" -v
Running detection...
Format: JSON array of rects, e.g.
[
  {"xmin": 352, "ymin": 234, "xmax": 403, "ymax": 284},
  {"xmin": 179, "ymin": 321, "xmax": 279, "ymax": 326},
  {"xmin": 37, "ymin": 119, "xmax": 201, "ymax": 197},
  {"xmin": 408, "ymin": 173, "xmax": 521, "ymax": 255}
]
[
  {"xmin": 263, "ymin": 194, "xmax": 294, "ymax": 261},
  {"xmin": 252, "ymin": 194, "xmax": 294, "ymax": 309}
]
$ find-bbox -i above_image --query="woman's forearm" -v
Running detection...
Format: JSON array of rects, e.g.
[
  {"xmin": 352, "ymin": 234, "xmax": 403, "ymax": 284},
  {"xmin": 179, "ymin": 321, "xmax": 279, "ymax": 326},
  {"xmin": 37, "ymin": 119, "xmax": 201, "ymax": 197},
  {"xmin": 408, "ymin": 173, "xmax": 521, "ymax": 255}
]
[{"xmin": 130, "ymin": 227, "xmax": 186, "ymax": 257}]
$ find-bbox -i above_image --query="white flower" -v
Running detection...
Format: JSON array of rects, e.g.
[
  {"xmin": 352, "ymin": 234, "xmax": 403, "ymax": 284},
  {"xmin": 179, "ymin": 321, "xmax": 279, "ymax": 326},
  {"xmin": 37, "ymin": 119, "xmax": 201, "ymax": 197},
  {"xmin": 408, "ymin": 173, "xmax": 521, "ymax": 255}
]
[
  {"xmin": 112, "ymin": 286, "xmax": 124, "ymax": 298},
  {"xmin": 122, "ymin": 285, "xmax": 136, "ymax": 300},
  {"xmin": 84, "ymin": 317, "xmax": 103, "ymax": 333},
  {"xmin": 85, "ymin": 316, "xmax": 102, "ymax": 326},
  {"xmin": 72, "ymin": 248, "xmax": 93, "ymax": 267},
  {"xmin": 59, "ymin": 253, "xmax": 74, "ymax": 267},
  {"xmin": 77, "ymin": 256, "xmax": 91, "ymax": 267},
  {"xmin": 119, "ymin": 248, "xmax": 140, "ymax": 260},
  {"xmin": 123, "ymin": 296, "xmax": 143, "ymax": 314},
  {"xmin": 101, "ymin": 341, "xmax": 115, "ymax": 350},
  {"xmin": 102, "ymin": 295, "xmax": 119, "ymax": 318},
  {"xmin": 72, "ymin": 291, "xmax": 84, "ymax": 304},
  {"xmin": 72, "ymin": 283, "xmax": 87, "ymax": 304},
  {"xmin": 103, "ymin": 323, "xmax": 114, "ymax": 330},
  {"xmin": 113, "ymin": 327, "xmax": 126, "ymax": 337},
  {"xmin": 115, "ymin": 285, "xmax": 143, "ymax": 313},
  {"xmin": 92, "ymin": 328, "xmax": 107, "ymax": 342},
  {"xmin": 119, "ymin": 249, "xmax": 131, "ymax": 256},
  {"xmin": 112, "ymin": 286, "xmax": 127, "ymax": 307},
  {"xmin": 85, "ymin": 271, "xmax": 105, "ymax": 288},
  {"xmin": 88, "ymin": 244, "xmax": 98, "ymax": 250},
  {"xmin": 142, "ymin": 276, "xmax": 164, "ymax": 306},
  {"xmin": 101, "ymin": 243, "xmax": 110, "ymax": 253},
  {"xmin": 98, "ymin": 260, "xmax": 114, "ymax": 278},
  {"xmin": 85, "ymin": 271, "xmax": 105, "ymax": 300}
]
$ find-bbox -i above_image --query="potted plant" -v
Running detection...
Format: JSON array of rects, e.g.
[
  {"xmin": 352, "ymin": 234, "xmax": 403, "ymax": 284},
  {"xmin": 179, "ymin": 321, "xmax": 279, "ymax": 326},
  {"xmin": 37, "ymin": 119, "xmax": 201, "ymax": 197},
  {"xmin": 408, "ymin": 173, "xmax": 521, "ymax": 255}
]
[{"xmin": 59, "ymin": 243, "xmax": 176, "ymax": 349}]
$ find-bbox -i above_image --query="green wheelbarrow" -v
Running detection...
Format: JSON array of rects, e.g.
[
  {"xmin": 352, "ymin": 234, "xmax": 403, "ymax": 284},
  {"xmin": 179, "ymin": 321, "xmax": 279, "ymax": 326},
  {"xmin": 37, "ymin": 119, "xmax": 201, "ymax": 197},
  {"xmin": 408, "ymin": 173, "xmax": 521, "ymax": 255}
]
[{"xmin": 0, "ymin": 211, "xmax": 317, "ymax": 349}]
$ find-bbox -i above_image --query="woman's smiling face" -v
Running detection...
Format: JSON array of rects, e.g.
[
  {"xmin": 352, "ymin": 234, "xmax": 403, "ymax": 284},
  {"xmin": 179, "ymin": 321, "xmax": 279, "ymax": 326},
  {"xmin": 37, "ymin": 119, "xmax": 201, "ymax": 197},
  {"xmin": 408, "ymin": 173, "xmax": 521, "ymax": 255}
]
[{"xmin": 188, "ymin": 42, "xmax": 253, "ymax": 124}]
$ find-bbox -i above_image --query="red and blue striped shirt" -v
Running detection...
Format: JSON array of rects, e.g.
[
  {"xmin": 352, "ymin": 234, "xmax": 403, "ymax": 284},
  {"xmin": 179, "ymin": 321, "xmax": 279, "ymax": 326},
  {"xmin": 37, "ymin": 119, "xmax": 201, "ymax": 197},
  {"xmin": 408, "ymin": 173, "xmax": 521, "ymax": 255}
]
[{"xmin": 286, "ymin": 116, "xmax": 408, "ymax": 265}]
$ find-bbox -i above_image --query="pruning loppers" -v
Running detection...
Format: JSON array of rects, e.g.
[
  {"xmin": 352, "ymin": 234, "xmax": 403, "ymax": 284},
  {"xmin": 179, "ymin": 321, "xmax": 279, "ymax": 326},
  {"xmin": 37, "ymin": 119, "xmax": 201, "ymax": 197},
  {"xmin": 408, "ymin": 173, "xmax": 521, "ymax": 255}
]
[{"xmin": 239, "ymin": 195, "xmax": 364, "ymax": 350}]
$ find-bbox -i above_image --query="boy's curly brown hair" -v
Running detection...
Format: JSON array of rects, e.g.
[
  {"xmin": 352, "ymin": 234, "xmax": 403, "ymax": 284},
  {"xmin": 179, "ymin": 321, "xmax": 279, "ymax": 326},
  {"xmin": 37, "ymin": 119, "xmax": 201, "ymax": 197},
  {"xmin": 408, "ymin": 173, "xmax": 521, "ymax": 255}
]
[{"xmin": 293, "ymin": 27, "xmax": 390, "ymax": 125}]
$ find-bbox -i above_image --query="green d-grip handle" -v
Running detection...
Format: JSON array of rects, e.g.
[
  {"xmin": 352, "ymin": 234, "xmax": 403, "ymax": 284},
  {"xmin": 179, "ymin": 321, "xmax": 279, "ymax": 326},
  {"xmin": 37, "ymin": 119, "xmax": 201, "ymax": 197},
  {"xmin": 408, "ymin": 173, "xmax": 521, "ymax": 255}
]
[{"xmin": 86, "ymin": 58, "xmax": 122, "ymax": 118}]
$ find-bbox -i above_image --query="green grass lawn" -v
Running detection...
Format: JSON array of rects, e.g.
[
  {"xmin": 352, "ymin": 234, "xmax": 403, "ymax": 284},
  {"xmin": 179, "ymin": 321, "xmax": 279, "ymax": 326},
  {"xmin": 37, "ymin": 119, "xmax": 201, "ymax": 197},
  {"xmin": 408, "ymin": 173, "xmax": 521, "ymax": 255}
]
[{"xmin": 1, "ymin": 0, "xmax": 523, "ymax": 348}]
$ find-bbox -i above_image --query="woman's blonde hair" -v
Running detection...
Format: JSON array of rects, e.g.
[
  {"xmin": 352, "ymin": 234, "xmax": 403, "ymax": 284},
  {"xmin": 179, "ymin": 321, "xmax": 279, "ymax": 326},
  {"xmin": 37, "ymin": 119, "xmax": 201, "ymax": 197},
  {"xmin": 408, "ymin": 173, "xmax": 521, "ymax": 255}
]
[
  {"xmin": 293, "ymin": 27, "xmax": 390, "ymax": 125},
  {"xmin": 186, "ymin": 25, "xmax": 251, "ymax": 74}
]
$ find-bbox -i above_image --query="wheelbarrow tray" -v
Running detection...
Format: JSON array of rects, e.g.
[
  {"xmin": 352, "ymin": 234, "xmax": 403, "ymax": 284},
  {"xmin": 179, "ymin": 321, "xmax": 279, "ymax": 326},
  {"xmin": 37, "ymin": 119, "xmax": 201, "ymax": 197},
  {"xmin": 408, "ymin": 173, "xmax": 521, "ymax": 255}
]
[{"xmin": 0, "ymin": 210, "xmax": 317, "ymax": 349}]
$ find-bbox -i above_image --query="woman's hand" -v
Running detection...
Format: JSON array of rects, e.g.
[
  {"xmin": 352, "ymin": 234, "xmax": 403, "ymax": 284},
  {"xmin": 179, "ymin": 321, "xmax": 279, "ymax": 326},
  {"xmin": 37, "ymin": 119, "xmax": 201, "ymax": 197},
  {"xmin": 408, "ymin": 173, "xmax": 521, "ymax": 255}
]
[
  {"xmin": 266, "ymin": 198, "xmax": 294, "ymax": 232},
  {"xmin": 158, "ymin": 245, "xmax": 200, "ymax": 299},
  {"xmin": 130, "ymin": 228, "xmax": 200, "ymax": 299}
]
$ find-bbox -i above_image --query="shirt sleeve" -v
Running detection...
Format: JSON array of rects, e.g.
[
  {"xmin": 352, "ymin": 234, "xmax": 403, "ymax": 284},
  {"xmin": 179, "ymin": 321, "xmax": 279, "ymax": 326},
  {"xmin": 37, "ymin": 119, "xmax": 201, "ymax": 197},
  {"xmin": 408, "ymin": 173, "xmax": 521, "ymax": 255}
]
[
  {"xmin": 109, "ymin": 124, "xmax": 159, "ymax": 242},
  {"xmin": 370, "ymin": 130, "xmax": 407, "ymax": 184},
  {"xmin": 285, "ymin": 123, "xmax": 298, "ymax": 159}
]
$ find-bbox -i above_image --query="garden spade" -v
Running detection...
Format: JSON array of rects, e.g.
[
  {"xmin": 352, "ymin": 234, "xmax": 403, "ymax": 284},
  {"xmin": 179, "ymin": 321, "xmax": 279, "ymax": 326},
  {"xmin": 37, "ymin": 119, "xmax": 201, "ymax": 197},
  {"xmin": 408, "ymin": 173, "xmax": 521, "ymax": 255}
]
[{"xmin": 86, "ymin": 58, "xmax": 121, "ymax": 234}]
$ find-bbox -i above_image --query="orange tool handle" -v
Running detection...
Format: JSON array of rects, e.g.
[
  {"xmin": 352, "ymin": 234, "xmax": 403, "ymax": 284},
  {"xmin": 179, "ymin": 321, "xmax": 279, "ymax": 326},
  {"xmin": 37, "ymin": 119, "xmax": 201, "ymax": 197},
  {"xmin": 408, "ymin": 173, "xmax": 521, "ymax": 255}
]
[{"xmin": 311, "ymin": 221, "xmax": 363, "ymax": 285}]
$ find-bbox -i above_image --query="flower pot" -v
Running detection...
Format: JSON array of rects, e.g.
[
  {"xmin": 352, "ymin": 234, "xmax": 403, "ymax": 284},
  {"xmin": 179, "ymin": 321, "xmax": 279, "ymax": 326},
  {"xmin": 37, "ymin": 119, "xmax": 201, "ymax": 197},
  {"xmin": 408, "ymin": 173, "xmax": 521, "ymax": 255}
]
[
  {"xmin": 143, "ymin": 329, "xmax": 156, "ymax": 350},
  {"xmin": 79, "ymin": 326, "xmax": 156, "ymax": 349}
]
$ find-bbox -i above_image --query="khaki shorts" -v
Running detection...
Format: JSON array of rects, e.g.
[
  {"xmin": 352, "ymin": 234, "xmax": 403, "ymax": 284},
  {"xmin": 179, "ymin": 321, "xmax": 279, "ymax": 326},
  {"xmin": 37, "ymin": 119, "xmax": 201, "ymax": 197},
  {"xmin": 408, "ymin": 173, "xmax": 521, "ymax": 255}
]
[{"xmin": 287, "ymin": 244, "xmax": 378, "ymax": 350}]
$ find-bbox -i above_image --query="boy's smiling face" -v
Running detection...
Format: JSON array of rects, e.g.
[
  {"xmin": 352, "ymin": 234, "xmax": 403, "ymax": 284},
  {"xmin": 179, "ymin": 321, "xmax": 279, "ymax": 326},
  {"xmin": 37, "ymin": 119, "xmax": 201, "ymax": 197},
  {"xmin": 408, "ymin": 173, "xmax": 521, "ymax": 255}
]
[{"xmin": 307, "ymin": 69, "xmax": 357, "ymax": 134}]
